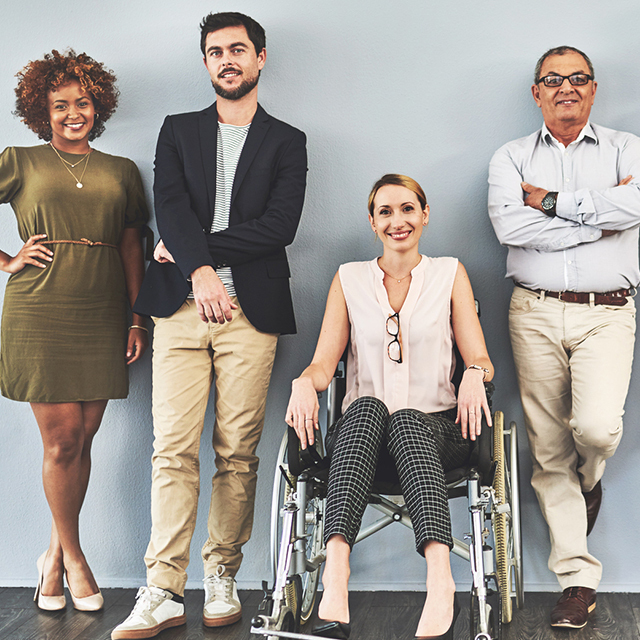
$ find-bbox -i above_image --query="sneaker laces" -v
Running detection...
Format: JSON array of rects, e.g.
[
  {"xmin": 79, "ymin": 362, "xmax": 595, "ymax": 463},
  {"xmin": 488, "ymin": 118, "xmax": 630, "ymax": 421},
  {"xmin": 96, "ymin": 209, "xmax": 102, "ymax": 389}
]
[
  {"xmin": 203, "ymin": 565, "xmax": 233, "ymax": 601},
  {"xmin": 131, "ymin": 586, "xmax": 166, "ymax": 615}
]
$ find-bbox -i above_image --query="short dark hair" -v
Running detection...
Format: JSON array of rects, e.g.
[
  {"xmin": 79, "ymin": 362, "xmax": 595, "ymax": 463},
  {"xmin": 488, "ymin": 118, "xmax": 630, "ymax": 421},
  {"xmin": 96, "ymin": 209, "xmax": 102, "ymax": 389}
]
[
  {"xmin": 534, "ymin": 46, "xmax": 595, "ymax": 83},
  {"xmin": 14, "ymin": 49, "xmax": 118, "ymax": 142},
  {"xmin": 200, "ymin": 12, "xmax": 266, "ymax": 56}
]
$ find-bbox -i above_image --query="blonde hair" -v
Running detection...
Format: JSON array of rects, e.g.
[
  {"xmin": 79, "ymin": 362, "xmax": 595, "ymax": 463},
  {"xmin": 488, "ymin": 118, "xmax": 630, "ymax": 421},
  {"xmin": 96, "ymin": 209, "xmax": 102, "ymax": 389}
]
[{"xmin": 367, "ymin": 174, "xmax": 427, "ymax": 217}]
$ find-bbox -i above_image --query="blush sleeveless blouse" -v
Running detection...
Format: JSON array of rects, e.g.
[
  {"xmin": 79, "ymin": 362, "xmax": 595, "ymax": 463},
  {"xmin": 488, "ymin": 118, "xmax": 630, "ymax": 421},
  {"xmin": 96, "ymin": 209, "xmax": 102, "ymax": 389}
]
[{"xmin": 339, "ymin": 256, "xmax": 459, "ymax": 415}]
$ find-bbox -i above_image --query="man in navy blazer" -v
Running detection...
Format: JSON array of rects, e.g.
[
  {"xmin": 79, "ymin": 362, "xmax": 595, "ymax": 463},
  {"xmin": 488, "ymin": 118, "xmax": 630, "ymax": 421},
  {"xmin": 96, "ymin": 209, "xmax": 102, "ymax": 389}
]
[{"xmin": 114, "ymin": 12, "xmax": 307, "ymax": 640}]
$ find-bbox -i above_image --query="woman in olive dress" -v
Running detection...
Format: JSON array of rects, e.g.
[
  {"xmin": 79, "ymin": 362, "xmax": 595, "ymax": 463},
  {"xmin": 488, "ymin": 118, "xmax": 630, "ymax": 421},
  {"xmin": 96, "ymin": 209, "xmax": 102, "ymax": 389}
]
[{"xmin": 0, "ymin": 50, "xmax": 149, "ymax": 611}]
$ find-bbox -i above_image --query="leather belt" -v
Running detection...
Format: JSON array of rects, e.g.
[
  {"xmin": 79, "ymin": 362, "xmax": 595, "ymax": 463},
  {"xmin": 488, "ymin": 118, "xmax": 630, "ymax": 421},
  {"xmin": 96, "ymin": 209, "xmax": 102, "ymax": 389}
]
[{"xmin": 515, "ymin": 283, "xmax": 634, "ymax": 306}]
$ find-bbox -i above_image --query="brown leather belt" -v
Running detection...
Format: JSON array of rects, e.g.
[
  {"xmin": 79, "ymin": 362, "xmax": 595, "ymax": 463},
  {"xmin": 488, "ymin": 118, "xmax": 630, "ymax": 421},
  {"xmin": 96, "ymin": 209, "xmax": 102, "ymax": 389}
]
[
  {"xmin": 41, "ymin": 238, "xmax": 118, "ymax": 249},
  {"xmin": 515, "ymin": 283, "xmax": 634, "ymax": 306}
]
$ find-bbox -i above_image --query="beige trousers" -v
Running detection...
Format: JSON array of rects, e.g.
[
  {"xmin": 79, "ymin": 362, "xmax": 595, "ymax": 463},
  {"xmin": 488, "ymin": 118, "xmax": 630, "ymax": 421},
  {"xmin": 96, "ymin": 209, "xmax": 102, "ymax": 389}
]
[
  {"xmin": 144, "ymin": 299, "xmax": 278, "ymax": 595},
  {"xmin": 509, "ymin": 286, "xmax": 635, "ymax": 590}
]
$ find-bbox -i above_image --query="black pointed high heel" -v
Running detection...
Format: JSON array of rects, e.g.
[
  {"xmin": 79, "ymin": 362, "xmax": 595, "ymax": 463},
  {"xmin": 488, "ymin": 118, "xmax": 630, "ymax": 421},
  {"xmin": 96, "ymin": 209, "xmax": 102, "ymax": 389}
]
[
  {"xmin": 312, "ymin": 619, "xmax": 351, "ymax": 639},
  {"xmin": 414, "ymin": 592, "xmax": 459, "ymax": 640}
]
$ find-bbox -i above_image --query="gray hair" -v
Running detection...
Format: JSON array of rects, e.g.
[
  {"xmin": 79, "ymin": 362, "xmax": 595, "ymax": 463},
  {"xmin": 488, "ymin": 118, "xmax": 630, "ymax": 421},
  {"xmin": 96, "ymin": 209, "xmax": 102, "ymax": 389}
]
[{"xmin": 534, "ymin": 46, "xmax": 595, "ymax": 83}]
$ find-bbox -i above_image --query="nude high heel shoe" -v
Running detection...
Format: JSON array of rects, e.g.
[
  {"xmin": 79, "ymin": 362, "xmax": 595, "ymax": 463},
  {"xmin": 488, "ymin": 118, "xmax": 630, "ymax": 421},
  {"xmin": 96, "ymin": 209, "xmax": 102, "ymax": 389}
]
[
  {"xmin": 34, "ymin": 551, "xmax": 66, "ymax": 611},
  {"xmin": 65, "ymin": 570, "xmax": 104, "ymax": 611}
]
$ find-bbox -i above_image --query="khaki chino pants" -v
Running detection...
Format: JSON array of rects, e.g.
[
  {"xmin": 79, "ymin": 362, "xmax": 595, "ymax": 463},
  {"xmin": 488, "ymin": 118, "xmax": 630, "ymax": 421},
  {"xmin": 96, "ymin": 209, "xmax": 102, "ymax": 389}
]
[
  {"xmin": 144, "ymin": 299, "xmax": 278, "ymax": 595},
  {"xmin": 509, "ymin": 286, "xmax": 635, "ymax": 590}
]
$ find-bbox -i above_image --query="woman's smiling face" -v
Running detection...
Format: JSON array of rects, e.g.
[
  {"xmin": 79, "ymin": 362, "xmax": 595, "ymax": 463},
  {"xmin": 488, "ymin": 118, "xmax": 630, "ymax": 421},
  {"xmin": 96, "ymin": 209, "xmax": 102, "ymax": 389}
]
[
  {"xmin": 370, "ymin": 184, "xmax": 429, "ymax": 252},
  {"xmin": 48, "ymin": 80, "xmax": 95, "ymax": 151}
]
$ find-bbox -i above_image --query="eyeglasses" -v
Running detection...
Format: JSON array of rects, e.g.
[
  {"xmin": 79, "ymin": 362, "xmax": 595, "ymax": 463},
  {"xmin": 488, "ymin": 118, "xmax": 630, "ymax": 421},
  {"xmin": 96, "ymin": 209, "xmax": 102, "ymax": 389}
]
[
  {"xmin": 537, "ymin": 73, "xmax": 593, "ymax": 88},
  {"xmin": 386, "ymin": 312, "xmax": 403, "ymax": 364}
]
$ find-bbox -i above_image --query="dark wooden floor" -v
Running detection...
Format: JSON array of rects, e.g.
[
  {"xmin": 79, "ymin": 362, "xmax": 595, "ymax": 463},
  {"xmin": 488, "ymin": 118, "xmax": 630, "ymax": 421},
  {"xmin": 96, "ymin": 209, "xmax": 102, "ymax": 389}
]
[{"xmin": 1, "ymin": 588, "xmax": 639, "ymax": 640}]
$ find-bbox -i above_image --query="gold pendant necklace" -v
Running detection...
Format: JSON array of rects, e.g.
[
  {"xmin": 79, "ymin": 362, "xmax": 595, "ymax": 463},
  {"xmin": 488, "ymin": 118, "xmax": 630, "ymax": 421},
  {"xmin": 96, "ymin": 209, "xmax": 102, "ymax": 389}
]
[
  {"xmin": 380, "ymin": 268, "xmax": 412, "ymax": 283},
  {"xmin": 50, "ymin": 143, "xmax": 91, "ymax": 188}
]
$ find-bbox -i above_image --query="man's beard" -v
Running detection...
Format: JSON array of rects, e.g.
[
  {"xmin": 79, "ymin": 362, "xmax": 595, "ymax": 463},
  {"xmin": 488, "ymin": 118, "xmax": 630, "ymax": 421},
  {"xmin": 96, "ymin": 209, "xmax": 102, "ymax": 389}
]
[{"xmin": 211, "ymin": 72, "xmax": 259, "ymax": 100}]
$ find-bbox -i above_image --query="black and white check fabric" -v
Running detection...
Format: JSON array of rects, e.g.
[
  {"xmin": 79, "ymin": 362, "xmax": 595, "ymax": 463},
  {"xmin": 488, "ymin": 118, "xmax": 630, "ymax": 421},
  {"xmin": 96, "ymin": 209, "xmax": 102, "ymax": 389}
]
[{"xmin": 324, "ymin": 396, "xmax": 469, "ymax": 553}]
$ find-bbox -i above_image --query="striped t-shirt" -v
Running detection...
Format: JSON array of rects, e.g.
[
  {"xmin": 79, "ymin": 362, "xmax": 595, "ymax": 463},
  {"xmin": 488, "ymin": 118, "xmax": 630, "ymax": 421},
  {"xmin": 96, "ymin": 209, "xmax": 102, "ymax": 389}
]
[
  {"xmin": 189, "ymin": 121, "xmax": 250, "ymax": 298},
  {"xmin": 211, "ymin": 122, "xmax": 251, "ymax": 296}
]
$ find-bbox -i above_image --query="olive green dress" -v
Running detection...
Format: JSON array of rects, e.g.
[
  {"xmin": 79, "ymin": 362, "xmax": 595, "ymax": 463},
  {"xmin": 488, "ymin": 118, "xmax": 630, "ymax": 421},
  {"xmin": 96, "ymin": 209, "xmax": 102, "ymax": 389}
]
[{"xmin": 0, "ymin": 145, "xmax": 149, "ymax": 402}]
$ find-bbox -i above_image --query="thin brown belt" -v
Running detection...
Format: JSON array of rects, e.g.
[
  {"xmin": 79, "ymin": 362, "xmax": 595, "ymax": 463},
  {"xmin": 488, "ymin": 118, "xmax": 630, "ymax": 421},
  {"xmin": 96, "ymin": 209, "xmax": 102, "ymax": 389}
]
[
  {"xmin": 41, "ymin": 238, "xmax": 118, "ymax": 249},
  {"xmin": 515, "ymin": 283, "xmax": 634, "ymax": 306}
]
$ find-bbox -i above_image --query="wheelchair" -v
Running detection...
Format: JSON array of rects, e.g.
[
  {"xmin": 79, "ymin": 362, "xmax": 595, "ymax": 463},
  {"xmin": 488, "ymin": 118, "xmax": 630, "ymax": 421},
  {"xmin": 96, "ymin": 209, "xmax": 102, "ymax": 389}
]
[{"xmin": 251, "ymin": 351, "xmax": 523, "ymax": 640}]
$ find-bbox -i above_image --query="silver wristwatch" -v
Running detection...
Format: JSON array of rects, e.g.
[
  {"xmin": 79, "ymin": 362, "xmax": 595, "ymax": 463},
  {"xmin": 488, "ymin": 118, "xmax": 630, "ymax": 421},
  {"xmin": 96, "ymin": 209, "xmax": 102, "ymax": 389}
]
[{"xmin": 541, "ymin": 191, "xmax": 558, "ymax": 217}]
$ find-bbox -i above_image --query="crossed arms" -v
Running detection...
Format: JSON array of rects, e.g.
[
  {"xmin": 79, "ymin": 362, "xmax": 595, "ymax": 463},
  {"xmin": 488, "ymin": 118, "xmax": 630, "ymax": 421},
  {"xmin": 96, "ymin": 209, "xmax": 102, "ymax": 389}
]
[{"xmin": 488, "ymin": 134, "xmax": 640, "ymax": 252}]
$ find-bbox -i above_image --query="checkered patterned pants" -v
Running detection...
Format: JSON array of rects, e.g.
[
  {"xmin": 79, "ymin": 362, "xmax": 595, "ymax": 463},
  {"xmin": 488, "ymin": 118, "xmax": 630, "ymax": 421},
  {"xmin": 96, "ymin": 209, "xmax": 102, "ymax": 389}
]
[{"xmin": 324, "ymin": 396, "xmax": 469, "ymax": 553}]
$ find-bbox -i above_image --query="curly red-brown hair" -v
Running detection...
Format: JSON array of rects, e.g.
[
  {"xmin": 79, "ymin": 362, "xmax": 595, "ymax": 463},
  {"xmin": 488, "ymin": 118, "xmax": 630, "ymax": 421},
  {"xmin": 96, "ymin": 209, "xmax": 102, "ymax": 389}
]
[{"xmin": 14, "ymin": 49, "xmax": 119, "ymax": 142}]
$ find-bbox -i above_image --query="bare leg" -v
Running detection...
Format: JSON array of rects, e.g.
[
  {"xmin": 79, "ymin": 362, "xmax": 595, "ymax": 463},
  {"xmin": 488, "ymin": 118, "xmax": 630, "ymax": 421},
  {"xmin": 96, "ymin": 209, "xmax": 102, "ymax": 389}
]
[
  {"xmin": 32, "ymin": 400, "xmax": 107, "ymax": 598},
  {"xmin": 415, "ymin": 540, "xmax": 456, "ymax": 637},
  {"xmin": 317, "ymin": 535, "xmax": 351, "ymax": 623},
  {"xmin": 39, "ymin": 521, "xmax": 65, "ymax": 597}
]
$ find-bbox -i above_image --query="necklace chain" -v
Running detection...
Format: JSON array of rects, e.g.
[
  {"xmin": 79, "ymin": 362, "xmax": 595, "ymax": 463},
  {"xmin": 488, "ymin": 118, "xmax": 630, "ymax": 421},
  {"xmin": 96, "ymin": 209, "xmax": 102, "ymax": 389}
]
[
  {"xmin": 378, "ymin": 257, "xmax": 421, "ymax": 283},
  {"xmin": 49, "ymin": 143, "xmax": 91, "ymax": 167},
  {"xmin": 379, "ymin": 266, "xmax": 413, "ymax": 283},
  {"xmin": 50, "ymin": 143, "xmax": 91, "ymax": 188}
]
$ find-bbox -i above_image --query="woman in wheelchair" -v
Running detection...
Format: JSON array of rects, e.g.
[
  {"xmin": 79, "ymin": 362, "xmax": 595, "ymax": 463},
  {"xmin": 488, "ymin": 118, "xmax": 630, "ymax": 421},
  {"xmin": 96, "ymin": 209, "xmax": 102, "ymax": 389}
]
[{"xmin": 285, "ymin": 174, "xmax": 494, "ymax": 640}]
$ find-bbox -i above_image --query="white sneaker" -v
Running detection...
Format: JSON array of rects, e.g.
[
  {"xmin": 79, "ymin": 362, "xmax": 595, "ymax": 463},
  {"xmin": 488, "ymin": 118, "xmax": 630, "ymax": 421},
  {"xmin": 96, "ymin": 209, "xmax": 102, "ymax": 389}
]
[
  {"xmin": 112, "ymin": 586, "xmax": 186, "ymax": 639},
  {"xmin": 203, "ymin": 566, "xmax": 242, "ymax": 627}
]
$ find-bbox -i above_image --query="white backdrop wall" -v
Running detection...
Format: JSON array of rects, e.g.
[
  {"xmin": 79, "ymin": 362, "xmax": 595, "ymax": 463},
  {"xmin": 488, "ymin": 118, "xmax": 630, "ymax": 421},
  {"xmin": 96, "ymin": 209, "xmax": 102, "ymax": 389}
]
[{"xmin": 1, "ymin": 0, "xmax": 639, "ymax": 593}]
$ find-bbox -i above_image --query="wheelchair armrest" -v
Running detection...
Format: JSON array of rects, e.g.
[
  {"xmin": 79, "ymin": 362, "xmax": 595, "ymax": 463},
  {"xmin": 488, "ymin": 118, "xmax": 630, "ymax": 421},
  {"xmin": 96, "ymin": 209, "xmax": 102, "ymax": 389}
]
[
  {"xmin": 484, "ymin": 381, "xmax": 495, "ymax": 400},
  {"xmin": 468, "ymin": 382, "xmax": 495, "ymax": 483},
  {"xmin": 286, "ymin": 426, "xmax": 328, "ymax": 477}
]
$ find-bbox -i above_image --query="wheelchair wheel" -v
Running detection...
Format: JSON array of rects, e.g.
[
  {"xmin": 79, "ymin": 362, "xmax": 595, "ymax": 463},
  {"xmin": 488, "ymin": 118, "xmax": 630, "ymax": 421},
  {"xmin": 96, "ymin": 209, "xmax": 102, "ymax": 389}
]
[
  {"xmin": 491, "ymin": 411, "xmax": 512, "ymax": 624},
  {"xmin": 507, "ymin": 421, "xmax": 524, "ymax": 609},
  {"xmin": 271, "ymin": 431, "xmax": 294, "ymax": 583},
  {"xmin": 270, "ymin": 430, "xmax": 325, "ymax": 624}
]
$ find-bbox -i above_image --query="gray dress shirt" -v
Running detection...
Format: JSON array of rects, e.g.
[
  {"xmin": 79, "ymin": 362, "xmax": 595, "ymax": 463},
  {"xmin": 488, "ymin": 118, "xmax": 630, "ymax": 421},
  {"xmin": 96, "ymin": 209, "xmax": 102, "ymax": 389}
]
[{"xmin": 488, "ymin": 122, "xmax": 640, "ymax": 292}]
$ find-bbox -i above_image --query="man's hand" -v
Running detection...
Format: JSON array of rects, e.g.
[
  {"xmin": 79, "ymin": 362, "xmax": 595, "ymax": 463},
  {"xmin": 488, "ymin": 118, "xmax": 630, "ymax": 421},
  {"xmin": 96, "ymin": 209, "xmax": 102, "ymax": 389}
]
[
  {"xmin": 191, "ymin": 265, "xmax": 238, "ymax": 323},
  {"xmin": 521, "ymin": 182, "xmax": 549, "ymax": 211},
  {"xmin": 154, "ymin": 239, "xmax": 175, "ymax": 263}
]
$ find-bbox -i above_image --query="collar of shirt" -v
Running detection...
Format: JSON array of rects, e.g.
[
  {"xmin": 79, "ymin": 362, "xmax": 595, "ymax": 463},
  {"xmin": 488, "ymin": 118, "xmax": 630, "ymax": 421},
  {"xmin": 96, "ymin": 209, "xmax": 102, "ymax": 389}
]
[{"xmin": 541, "ymin": 121, "xmax": 598, "ymax": 149}]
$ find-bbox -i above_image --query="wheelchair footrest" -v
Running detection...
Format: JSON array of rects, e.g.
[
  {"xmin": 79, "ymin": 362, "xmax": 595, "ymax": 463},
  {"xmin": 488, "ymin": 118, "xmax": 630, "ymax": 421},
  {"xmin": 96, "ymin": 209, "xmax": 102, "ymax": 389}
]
[{"xmin": 251, "ymin": 626, "xmax": 322, "ymax": 640}]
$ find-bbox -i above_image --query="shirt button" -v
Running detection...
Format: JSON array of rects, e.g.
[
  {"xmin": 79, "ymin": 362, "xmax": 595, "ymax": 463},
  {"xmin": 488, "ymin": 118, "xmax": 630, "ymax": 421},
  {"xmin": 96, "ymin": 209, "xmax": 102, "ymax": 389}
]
[
  {"xmin": 565, "ymin": 178, "xmax": 570, "ymax": 182},
  {"xmin": 568, "ymin": 261, "xmax": 572, "ymax": 265}
]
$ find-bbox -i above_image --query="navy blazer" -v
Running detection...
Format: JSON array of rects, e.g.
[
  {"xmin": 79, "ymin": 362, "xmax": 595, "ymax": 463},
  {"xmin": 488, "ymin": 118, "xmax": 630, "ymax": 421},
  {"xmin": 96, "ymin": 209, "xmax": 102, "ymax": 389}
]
[{"xmin": 134, "ymin": 103, "xmax": 307, "ymax": 335}]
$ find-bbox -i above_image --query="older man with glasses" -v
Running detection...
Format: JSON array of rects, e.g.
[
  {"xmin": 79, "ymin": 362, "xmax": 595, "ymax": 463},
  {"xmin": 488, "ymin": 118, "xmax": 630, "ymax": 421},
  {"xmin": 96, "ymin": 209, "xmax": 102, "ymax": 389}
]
[{"xmin": 488, "ymin": 46, "xmax": 640, "ymax": 629}]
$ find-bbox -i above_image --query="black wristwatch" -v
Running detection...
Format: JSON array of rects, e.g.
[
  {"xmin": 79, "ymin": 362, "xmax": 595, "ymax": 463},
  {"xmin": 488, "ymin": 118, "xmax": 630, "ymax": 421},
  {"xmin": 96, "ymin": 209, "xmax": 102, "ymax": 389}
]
[{"xmin": 541, "ymin": 191, "xmax": 558, "ymax": 217}]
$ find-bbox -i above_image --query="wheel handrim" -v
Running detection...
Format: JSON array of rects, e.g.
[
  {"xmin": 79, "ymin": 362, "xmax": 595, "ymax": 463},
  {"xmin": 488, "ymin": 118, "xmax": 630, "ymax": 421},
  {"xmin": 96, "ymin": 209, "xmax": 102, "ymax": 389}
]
[{"xmin": 492, "ymin": 410, "xmax": 513, "ymax": 624}]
